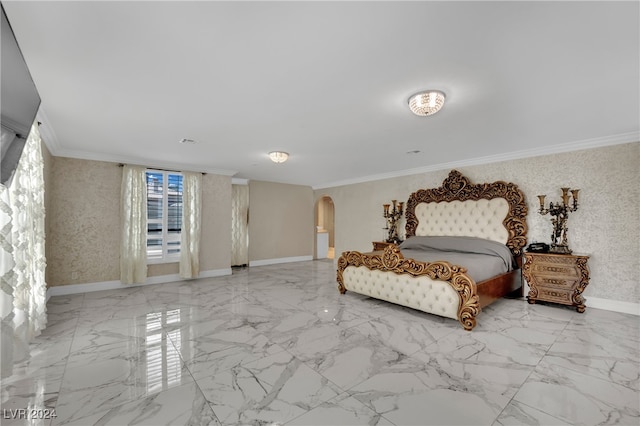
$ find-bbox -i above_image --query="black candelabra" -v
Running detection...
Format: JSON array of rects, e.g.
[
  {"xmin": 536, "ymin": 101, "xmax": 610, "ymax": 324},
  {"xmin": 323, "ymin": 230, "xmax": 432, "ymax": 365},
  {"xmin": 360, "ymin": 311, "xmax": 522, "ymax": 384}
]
[
  {"xmin": 383, "ymin": 200, "xmax": 404, "ymax": 244},
  {"xmin": 537, "ymin": 187, "xmax": 580, "ymax": 254}
]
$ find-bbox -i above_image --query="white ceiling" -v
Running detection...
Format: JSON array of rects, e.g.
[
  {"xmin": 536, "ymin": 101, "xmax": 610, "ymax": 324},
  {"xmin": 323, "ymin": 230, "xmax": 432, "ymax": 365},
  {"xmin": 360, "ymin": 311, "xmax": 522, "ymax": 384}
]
[{"xmin": 3, "ymin": 1, "xmax": 639, "ymax": 188}]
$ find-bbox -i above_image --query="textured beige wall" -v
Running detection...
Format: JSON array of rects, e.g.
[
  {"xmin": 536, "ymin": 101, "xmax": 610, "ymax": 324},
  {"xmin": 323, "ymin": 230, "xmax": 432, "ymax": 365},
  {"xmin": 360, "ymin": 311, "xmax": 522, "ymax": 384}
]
[
  {"xmin": 248, "ymin": 180, "xmax": 314, "ymax": 262},
  {"xmin": 315, "ymin": 142, "xmax": 640, "ymax": 303},
  {"xmin": 46, "ymin": 157, "xmax": 232, "ymax": 286},
  {"xmin": 47, "ymin": 157, "xmax": 121, "ymax": 286},
  {"xmin": 200, "ymin": 173, "xmax": 232, "ymax": 271}
]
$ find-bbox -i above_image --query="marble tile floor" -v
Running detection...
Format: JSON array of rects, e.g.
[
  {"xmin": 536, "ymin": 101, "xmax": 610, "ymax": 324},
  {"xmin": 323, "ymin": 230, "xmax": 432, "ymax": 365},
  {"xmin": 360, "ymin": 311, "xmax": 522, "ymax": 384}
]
[{"xmin": 2, "ymin": 260, "xmax": 638, "ymax": 425}]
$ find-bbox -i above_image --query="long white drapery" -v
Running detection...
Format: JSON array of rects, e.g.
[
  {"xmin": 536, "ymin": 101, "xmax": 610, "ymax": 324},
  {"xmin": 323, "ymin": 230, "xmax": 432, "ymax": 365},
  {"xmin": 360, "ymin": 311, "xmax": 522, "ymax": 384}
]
[
  {"xmin": 231, "ymin": 184, "xmax": 249, "ymax": 266},
  {"xmin": 0, "ymin": 123, "xmax": 47, "ymax": 378},
  {"xmin": 179, "ymin": 172, "xmax": 201, "ymax": 279},
  {"xmin": 0, "ymin": 185, "xmax": 16, "ymax": 378},
  {"xmin": 120, "ymin": 165, "xmax": 147, "ymax": 284}
]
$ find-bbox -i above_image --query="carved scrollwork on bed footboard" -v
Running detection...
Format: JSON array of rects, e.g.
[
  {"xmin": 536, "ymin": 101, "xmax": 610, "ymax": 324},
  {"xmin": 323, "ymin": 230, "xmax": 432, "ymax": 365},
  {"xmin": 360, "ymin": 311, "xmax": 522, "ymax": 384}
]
[{"xmin": 337, "ymin": 245, "xmax": 480, "ymax": 330}]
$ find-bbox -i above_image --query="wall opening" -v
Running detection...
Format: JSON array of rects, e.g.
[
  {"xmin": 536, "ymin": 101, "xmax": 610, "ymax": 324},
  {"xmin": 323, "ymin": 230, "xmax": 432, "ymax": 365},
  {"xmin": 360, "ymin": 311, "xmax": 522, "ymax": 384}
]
[{"xmin": 315, "ymin": 195, "xmax": 335, "ymax": 259}]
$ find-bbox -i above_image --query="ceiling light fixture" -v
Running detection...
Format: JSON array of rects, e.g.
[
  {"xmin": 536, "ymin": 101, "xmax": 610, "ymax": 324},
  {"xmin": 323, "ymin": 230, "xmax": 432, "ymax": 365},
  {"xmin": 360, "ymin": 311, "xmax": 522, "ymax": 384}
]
[
  {"xmin": 408, "ymin": 90, "xmax": 446, "ymax": 116},
  {"xmin": 269, "ymin": 151, "xmax": 289, "ymax": 163}
]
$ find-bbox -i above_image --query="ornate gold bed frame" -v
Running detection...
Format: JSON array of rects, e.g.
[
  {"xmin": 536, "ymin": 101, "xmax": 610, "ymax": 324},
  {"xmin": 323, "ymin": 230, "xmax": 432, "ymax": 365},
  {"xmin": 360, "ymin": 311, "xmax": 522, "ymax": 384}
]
[{"xmin": 337, "ymin": 170, "xmax": 528, "ymax": 330}]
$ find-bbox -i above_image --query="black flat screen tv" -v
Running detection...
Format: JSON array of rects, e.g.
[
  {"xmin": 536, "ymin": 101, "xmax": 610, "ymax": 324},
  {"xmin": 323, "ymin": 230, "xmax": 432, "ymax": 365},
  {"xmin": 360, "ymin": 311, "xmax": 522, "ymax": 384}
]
[{"xmin": 1, "ymin": 3, "xmax": 41, "ymax": 185}]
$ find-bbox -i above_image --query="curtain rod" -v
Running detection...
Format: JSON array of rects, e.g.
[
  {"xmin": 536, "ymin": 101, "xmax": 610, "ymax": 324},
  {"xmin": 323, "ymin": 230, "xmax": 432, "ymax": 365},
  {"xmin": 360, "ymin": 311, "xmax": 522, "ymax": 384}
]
[{"xmin": 118, "ymin": 163, "xmax": 206, "ymax": 175}]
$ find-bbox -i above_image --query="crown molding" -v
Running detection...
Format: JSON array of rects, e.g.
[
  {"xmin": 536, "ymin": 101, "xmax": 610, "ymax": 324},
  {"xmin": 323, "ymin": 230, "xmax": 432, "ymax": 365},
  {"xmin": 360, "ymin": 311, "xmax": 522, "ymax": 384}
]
[
  {"xmin": 34, "ymin": 103, "xmax": 638, "ymax": 188},
  {"xmin": 312, "ymin": 132, "xmax": 640, "ymax": 190},
  {"xmin": 55, "ymin": 147, "xmax": 238, "ymax": 176},
  {"xmin": 35, "ymin": 105, "xmax": 237, "ymax": 176}
]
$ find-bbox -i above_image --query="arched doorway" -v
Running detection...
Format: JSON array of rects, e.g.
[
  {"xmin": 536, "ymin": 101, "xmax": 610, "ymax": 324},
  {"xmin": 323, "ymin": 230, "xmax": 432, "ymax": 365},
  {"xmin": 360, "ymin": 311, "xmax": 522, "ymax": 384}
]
[{"xmin": 315, "ymin": 196, "xmax": 335, "ymax": 259}]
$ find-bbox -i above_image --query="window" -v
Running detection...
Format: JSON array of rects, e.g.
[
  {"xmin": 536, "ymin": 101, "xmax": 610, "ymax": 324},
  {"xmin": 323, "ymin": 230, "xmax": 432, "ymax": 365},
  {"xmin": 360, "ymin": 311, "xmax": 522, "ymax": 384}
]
[{"xmin": 146, "ymin": 170, "xmax": 183, "ymax": 262}]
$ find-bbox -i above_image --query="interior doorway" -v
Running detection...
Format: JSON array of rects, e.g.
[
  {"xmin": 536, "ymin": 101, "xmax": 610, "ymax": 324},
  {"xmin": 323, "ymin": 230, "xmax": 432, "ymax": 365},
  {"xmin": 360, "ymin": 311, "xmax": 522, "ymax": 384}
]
[{"xmin": 316, "ymin": 196, "xmax": 335, "ymax": 259}]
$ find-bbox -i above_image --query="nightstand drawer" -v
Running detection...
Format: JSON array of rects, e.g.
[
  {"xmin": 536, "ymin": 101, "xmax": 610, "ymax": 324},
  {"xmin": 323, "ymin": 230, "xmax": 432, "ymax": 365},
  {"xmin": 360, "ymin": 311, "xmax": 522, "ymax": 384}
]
[
  {"xmin": 530, "ymin": 263, "xmax": 578, "ymax": 277},
  {"xmin": 537, "ymin": 287, "xmax": 572, "ymax": 304},
  {"xmin": 530, "ymin": 275, "xmax": 578, "ymax": 289}
]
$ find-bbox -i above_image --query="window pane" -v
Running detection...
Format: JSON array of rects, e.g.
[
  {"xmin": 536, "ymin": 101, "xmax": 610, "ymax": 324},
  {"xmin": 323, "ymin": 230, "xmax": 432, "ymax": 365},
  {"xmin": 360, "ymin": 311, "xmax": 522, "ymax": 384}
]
[
  {"xmin": 167, "ymin": 174, "xmax": 182, "ymax": 233},
  {"xmin": 167, "ymin": 205, "xmax": 181, "ymax": 232},
  {"xmin": 148, "ymin": 222, "xmax": 162, "ymax": 235},
  {"xmin": 147, "ymin": 199, "xmax": 162, "ymax": 220},
  {"xmin": 168, "ymin": 174, "xmax": 183, "ymax": 193},
  {"xmin": 147, "ymin": 173, "xmax": 163, "ymax": 220},
  {"xmin": 168, "ymin": 241, "xmax": 180, "ymax": 255},
  {"xmin": 147, "ymin": 172, "xmax": 163, "ymax": 189},
  {"xmin": 146, "ymin": 171, "xmax": 183, "ymax": 260},
  {"xmin": 147, "ymin": 239, "xmax": 163, "ymax": 257}
]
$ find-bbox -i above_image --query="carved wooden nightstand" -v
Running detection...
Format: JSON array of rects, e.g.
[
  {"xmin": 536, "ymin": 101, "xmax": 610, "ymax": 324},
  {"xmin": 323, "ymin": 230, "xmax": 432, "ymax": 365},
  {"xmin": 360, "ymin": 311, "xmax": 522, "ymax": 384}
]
[
  {"xmin": 523, "ymin": 252, "xmax": 590, "ymax": 312},
  {"xmin": 372, "ymin": 241, "xmax": 393, "ymax": 251}
]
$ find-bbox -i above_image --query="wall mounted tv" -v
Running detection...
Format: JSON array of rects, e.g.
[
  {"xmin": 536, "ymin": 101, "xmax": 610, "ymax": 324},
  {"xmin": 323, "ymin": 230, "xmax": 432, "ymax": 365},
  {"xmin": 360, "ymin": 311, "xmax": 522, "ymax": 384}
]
[{"xmin": 1, "ymin": 3, "xmax": 41, "ymax": 185}]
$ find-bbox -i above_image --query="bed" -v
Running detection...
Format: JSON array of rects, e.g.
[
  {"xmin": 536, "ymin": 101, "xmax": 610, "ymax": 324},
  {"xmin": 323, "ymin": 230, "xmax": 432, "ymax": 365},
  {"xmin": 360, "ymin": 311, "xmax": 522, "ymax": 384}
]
[{"xmin": 336, "ymin": 170, "xmax": 528, "ymax": 330}]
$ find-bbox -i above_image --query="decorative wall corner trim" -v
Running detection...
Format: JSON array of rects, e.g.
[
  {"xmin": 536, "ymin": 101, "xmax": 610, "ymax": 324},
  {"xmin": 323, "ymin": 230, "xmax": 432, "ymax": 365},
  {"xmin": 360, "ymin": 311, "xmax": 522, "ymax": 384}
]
[
  {"xmin": 45, "ymin": 268, "xmax": 232, "ymax": 299},
  {"xmin": 586, "ymin": 296, "xmax": 640, "ymax": 316},
  {"xmin": 36, "ymin": 107, "xmax": 63, "ymax": 155},
  {"xmin": 249, "ymin": 255, "xmax": 313, "ymax": 267}
]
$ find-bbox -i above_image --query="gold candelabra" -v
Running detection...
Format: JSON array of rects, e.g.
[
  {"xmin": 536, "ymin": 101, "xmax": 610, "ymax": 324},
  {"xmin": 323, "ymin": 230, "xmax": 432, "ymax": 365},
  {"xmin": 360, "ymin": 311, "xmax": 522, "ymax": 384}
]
[
  {"xmin": 537, "ymin": 187, "xmax": 580, "ymax": 254},
  {"xmin": 383, "ymin": 200, "xmax": 404, "ymax": 244}
]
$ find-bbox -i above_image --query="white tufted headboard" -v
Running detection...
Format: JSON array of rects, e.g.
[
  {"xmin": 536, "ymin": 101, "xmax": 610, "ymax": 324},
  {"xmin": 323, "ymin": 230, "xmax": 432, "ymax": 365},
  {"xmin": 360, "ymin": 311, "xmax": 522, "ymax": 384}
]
[
  {"xmin": 405, "ymin": 170, "xmax": 528, "ymax": 256},
  {"xmin": 414, "ymin": 198, "xmax": 510, "ymax": 244}
]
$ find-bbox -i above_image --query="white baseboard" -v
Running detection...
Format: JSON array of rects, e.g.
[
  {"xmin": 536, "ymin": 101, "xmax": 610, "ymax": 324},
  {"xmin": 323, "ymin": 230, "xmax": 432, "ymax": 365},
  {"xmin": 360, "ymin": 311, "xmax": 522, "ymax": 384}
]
[
  {"xmin": 521, "ymin": 282, "xmax": 639, "ymax": 316},
  {"xmin": 46, "ymin": 268, "xmax": 232, "ymax": 299},
  {"xmin": 249, "ymin": 255, "xmax": 313, "ymax": 267},
  {"xmin": 46, "ymin": 267, "xmax": 638, "ymax": 317},
  {"xmin": 586, "ymin": 296, "xmax": 640, "ymax": 316}
]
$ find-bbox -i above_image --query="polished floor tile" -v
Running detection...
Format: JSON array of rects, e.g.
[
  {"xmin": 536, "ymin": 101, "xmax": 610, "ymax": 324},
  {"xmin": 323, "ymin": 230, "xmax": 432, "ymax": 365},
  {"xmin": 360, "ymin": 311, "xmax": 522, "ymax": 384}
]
[{"xmin": 2, "ymin": 260, "xmax": 638, "ymax": 425}]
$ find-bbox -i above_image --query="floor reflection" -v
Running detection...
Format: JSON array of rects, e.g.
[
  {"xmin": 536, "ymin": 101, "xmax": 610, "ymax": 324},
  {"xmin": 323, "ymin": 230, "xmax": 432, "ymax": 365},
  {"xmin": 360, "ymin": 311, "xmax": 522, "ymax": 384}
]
[
  {"xmin": 145, "ymin": 309, "xmax": 183, "ymax": 394},
  {"xmin": 2, "ymin": 260, "xmax": 637, "ymax": 426}
]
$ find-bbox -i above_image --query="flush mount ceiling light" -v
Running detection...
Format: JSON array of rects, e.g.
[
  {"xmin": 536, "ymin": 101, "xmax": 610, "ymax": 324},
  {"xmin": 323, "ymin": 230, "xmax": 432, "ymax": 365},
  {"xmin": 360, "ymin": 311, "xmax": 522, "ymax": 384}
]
[
  {"xmin": 408, "ymin": 91, "xmax": 446, "ymax": 116},
  {"xmin": 269, "ymin": 151, "xmax": 289, "ymax": 163}
]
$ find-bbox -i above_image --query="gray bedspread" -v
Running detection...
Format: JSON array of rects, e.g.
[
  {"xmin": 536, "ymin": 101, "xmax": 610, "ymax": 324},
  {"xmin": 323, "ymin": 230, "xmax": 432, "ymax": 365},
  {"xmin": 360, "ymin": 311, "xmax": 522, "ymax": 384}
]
[{"xmin": 398, "ymin": 236, "xmax": 516, "ymax": 283}]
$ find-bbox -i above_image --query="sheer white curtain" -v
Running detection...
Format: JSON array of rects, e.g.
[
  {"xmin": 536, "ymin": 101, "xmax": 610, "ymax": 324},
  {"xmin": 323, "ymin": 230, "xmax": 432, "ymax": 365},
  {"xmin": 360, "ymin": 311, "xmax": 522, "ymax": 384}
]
[
  {"xmin": 120, "ymin": 165, "xmax": 147, "ymax": 284},
  {"xmin": 0, "ymin": 123, "xmax": 47, "ymax": 378},
  {"xmin": 231, "ymin": 184, "xmax": 249, "ymax": 266},
  {"xmin": 180, "ymin": 172, "xmax": 201, "ymax": 279},
  {"xmin": 0, "ymin": 185, "xmax": 16, "ymax": 378}
]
